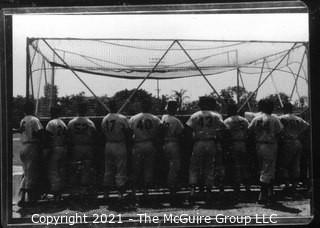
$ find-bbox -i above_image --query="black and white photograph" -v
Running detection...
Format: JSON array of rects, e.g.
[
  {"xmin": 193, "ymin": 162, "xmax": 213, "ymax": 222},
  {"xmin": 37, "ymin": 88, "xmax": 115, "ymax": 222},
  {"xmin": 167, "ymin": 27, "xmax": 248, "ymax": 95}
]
[{"xmin": 0, "ymin": 1, "xmax": 315, "ymax": 227}]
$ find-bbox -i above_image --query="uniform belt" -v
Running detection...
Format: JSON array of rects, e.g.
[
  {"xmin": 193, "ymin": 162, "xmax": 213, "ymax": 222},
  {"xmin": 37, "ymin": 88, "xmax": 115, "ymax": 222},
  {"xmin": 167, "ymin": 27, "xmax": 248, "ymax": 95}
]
[
  {"xmin": 232, "ymin": 139, "xmax": 246, "ymax": 142},
  {"xmin": 106, "ymin": 140, "xmax": 125, "ymax": 143},
  {"xmin": 195, "ymin": 137, "xmax": 216, "ymax": 141},
  {"xmin": 22, "ymin": 141, "xmax": 39, "ymax": 144},
  {"xmin": 134, "ymin": 139, "xmax": 153, "ymax": 143},
  {"xmin": 256, "ymin": 141, "xmax": 276, "ymax": 144},
  {"xmin": 164, "ymin": 138, "xmax": 179, "ymax": 143}
]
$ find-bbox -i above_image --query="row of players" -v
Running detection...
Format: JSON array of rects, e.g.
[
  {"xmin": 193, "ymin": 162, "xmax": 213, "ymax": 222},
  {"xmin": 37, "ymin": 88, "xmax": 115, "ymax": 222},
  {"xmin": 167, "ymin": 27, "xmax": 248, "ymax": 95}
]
[{"xmin": 17, "ymin": 96, "xmax": 309, "ymax": 207}]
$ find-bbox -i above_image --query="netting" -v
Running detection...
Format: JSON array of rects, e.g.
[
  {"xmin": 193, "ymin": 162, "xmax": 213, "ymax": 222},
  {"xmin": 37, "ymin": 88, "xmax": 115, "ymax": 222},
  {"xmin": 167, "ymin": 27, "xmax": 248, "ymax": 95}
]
[{"xmin": 27, "ymin": 38, "xmax": 308, "ymax": 117}]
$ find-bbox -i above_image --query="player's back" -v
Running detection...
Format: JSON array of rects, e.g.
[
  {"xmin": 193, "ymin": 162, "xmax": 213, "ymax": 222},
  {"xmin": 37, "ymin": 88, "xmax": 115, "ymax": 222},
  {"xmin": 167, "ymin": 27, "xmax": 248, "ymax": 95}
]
[
  {"xmin": 224, "ymin": 115, "xmax": 249, "ymax": 141},
  {"xmin": 67, "ymin": 116, "xmax": 96, "ymax": 145},
  {"xmin": 20, "ymin": 115, "xmax": 43, "ymax": 143},
  {"xmin": 186, "ymin": 110, "xmax": 225, "ymax": 140},
  {"xmin": 249, "ymin": 113, "xmax": 283, "ymax": 143},
  {"xmin": 130, "ymin": 113, "xmax": 160, "ymax": 142},
  {"xmin": 101, "ymin": 113, "xmax": 129, "ymax": 142},
  {"xmin": 46, "ymin": 118, "xmax": 67, "ymax": 147},
  {"xmin": 279, "ymin": 114, "xmax": 309, "ymax": 140},
  {"xmin": 161, "ymin": 114, "xmax": 184, "ymax": 140}
]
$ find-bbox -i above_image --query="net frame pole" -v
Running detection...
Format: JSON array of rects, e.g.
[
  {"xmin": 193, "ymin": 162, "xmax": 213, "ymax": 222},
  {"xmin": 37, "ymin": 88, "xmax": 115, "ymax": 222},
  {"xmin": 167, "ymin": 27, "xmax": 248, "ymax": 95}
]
[
  {"xmin": 290, "ymin": 48, "xmax": 306, "ymax": 100},
  {"xmin": 35, "ymin": 59, "xmax": 44, "ymax": 116},
  {"xmin": 41, "ymin": 38, "xmax": 110, "ymax": 113},
  {"xmin": 43, "ymin": 60, "xmax": 48, "ymax": 85},
  {"xmin": 117, "ymin": 40, "xmax": 177, "ymax": 113},
  {"xmin": 49, "ymin": 65, "xmax": 55, "ymax": 109},
  {"xmin": 236, "ymin": 67, "xmax": 240, "ymax": 104},
  {"xmin": 239, "ymin": 71, "xmax": 252, "ymax": 111},
  {"xmin": 287, "ymin": 66, "xmax": 301, "ymax": 100},
  {"xmin": 254, "ymin": 58, "xmax": 266, "ymax": 100},
  {"xmin": 26, "ymin": 38, "xmax": 31, "ymax": 100},
  {"xmin": 266, "ymin": 61, "xmax": 284, "ymax": 108},
  {"xmin": 175, "ymin": 40, "xmax": 221, "ymax": 99},
  {"xmin": 238, "ymin": 43, "xmax": 297, "ymax": 112}
]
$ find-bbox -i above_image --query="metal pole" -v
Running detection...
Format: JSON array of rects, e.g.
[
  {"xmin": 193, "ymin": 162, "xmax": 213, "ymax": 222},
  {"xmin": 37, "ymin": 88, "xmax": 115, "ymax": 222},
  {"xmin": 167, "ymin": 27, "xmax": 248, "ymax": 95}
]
[
  {"xmin": 49, "ymin": 65, "xmax": 55, "ymax": 109},
  {"xmin": 290, "ymin": 49, "xmax": 306, "ymax": 100},
  {"xmin": 239, "ymin": 71, "xmax": 252, "ymax": 111},
  {"xmin": 238, "ymin": 43, "xmax": 297, "ymax": 112},
  {"xmin": 117, "ymin": 40, "xmax": 176, "ymax": 113},
  {"xmin": 26, "ymin": 38, "xmax": 30, "ymax": 100},
  {"xmin": 176, "ymin": 40, "xmax": 221, "ymax": 99},
  {"xmin": 254, "ymin": 58, "xmax": 266, "ymax": 100},
  {"xmin": 266, "ymin": 62, "xmax": 284, "ymax": 108},
  {"xmin": 42, "ymin": 38, "xmax": 110, "ymax": 113},
  {"xmin": 35, "ymin": 60, "xmax": 43, "ymax": 116},
  {"xmin": 287, "ymin": 66, "xmax": 301, "ymax": 100},
  {"xmin": 156, "ymin": 79, "xmax": 160, "ymax": 99},
  {"xmin": 43, "ymin": 60, "xmax": 48, "ymax": 85},
  {"xmin": 236, "ymin": 68, "xmax": 240, "ymax": 104}
]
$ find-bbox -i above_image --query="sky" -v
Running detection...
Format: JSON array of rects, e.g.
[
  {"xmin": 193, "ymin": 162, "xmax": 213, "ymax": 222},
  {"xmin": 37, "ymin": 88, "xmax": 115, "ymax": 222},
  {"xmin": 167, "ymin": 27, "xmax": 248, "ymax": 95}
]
[{"xmin": 13, "ymin": 12, "xmax": 309, "ymax": 101}]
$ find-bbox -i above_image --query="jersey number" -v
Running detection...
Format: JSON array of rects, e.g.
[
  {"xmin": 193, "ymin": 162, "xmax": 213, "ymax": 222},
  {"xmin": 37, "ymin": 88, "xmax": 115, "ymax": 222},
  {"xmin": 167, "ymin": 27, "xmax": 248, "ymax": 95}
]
[
  {"xmin": 137, "ymin": 119, "xmax": 153, "ymax": 130},
  {"xmin": 105, "ymin": 120, "xmax": 116, "ymax": 132},
  {"xmin": 198, "ymin": 116, "xmax": 213, "ymax": 128}
]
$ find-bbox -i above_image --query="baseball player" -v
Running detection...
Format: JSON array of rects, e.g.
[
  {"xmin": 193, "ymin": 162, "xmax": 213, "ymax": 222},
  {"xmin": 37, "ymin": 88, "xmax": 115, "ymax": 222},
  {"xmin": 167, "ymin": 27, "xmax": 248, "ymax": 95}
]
[
  {"xmin": 248, "ymin": 98, "xmax": 283, "ymax": 204},
  {"xmin": 17, "ymin": 101, "xmax": 44, "ymax": 207},
  {"xmin": 129, "ymin": 98, "xmax": 161, "ymax": 202},
  {"xmin": 101, "ymin": 99, "xmax": 130, "ymax": 201},
  {"xmin": 45, "ymin": 105, "xmax": 68, "ymax": 200},
  {"xmin": 161, "ymin": 100, "xmax": 184, "ymax": 204},
  {"xmin": 186, "ymin": 96, "xmax": 226, "ymax": 203},
  {"xmin": 224, "ymin": 103, "xmax": 250, "ymax": 195},
  {"xmin": 278, "ymin": 102, "xmax": 310, "ymax": 195},
  {"xmin": 67, "ymin": 102, "xmax": 97, "ymax": 197}
]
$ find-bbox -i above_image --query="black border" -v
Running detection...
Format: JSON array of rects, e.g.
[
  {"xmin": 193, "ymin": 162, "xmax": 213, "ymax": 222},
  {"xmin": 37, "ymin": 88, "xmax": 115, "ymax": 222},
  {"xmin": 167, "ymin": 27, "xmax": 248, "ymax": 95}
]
[{"xmin": 1, "ymin": 0, "xmax": 318, "ymax": 227}]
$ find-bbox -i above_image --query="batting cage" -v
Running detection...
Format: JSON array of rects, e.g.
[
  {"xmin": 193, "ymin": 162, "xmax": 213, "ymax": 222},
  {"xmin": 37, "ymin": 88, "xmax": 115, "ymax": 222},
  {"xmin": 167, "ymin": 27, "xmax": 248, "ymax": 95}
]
[{"xmin": 26, "ymin": 38, "xmax": 309, "ymax": 118}]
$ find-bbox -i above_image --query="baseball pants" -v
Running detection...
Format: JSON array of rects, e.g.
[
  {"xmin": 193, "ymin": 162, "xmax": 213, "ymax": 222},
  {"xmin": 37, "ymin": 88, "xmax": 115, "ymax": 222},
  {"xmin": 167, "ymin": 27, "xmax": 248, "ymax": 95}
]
[
  {"xmin": 278, "ymin": 139, "xmax": 302, "ymax": 180},
  {"xmin": 47, "ymin": 146, "xmax": 67, "ymax": 192},
  {"xmin": 163, "ymin": 141, "xmax": 181, "ymax": 188},
  {"xmin": 103, "ymin": 142, "xmax": 127, "ymax": 188},
  {"xmin": 256, "ymin": 143, "xmax": 278, "ymax": 184},
  {"xmin": 131, "ymin": 141, "xmax": 156, "ymax": 187},
  {"xmin": 189, "ymin": 140, "xmax": 217, "ymax": 187},
  {"xmin": 20, "ymin": 143, "xmax": 41, "ymax": 191}
]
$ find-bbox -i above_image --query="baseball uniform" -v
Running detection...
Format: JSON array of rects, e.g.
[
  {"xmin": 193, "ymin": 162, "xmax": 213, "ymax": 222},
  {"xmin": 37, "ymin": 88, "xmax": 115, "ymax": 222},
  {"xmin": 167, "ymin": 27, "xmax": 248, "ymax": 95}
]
[
  {"xmin": 278, "ymin": 114, "xmax": 309, "ymax": 180},
  {"xmin": 186, "ymin": 110, "xmax": 226, "ymax": 187},
  {"xmin": 129, "ymin": 113, "xmax": 161, "ymax": 186},
  {"xmin": 46, "ymin": 118, "xmax": 67, "ymax": 192},
  {"xmin": 248, "ymin": 113, "xmax": 283, "ymax": 184},
  {"xmin": 19, "ymin": 115, "xmax": 43, "ymax": 191},
  {"xmin": 101, "ymin": 113, "xmax": 129, "ymax": 188},
  {"xmin": 224, "ymin": 115, "xmax": 250, "ymax": 184},
  {"xmin": 67, "ymin": 117, "xmax": 97, "ymax": 186},
  {"xmin": 161, "ymin": 114, "xmax": 184, "ymax": 188}
]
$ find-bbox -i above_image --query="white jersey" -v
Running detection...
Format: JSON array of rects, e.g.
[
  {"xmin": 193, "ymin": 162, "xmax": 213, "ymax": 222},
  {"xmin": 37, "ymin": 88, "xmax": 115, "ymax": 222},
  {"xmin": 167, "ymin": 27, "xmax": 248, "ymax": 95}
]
[
  {"xmin": 224, "ymin": 115, "xmax": 249, "ymax": 141},
  {"xmin": 186, "ymin": 110, "xmax": 225, "ymax": 140},
  {"xmin": 279, "ymin": 114, "xmax": 309, "ymax": 140},
  {"xmin": 129, "ymin": 113, "xmax": 161, "ymax": 142},
  {"xmin": 20, "ymin": 115, "xmax": 43, "ymax": 143},
  {"xmin": 248, "ymin": 113, "xmax": 283, "ymax": 143},
  {"xmin": 101, "ymin": 113, "xmax": 129, "ymax": 142},
  {"xmin": 46, "ymin": 118, "xmax": 67, "ymax": 146},
  {"xmin": 67, "ymin": 116, "xmax": 96, "ymax": 146},
  {"xmin": 161, "ymin": 114, "xmax": 184, "ymax": 141}
]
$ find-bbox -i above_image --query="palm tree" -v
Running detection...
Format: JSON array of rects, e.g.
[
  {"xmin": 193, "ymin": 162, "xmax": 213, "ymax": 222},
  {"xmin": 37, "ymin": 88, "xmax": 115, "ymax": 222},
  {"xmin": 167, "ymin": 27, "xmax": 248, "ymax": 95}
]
[{"xmin": 171, "ymin": 89, "xmax": 190, "ymax": 111}]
